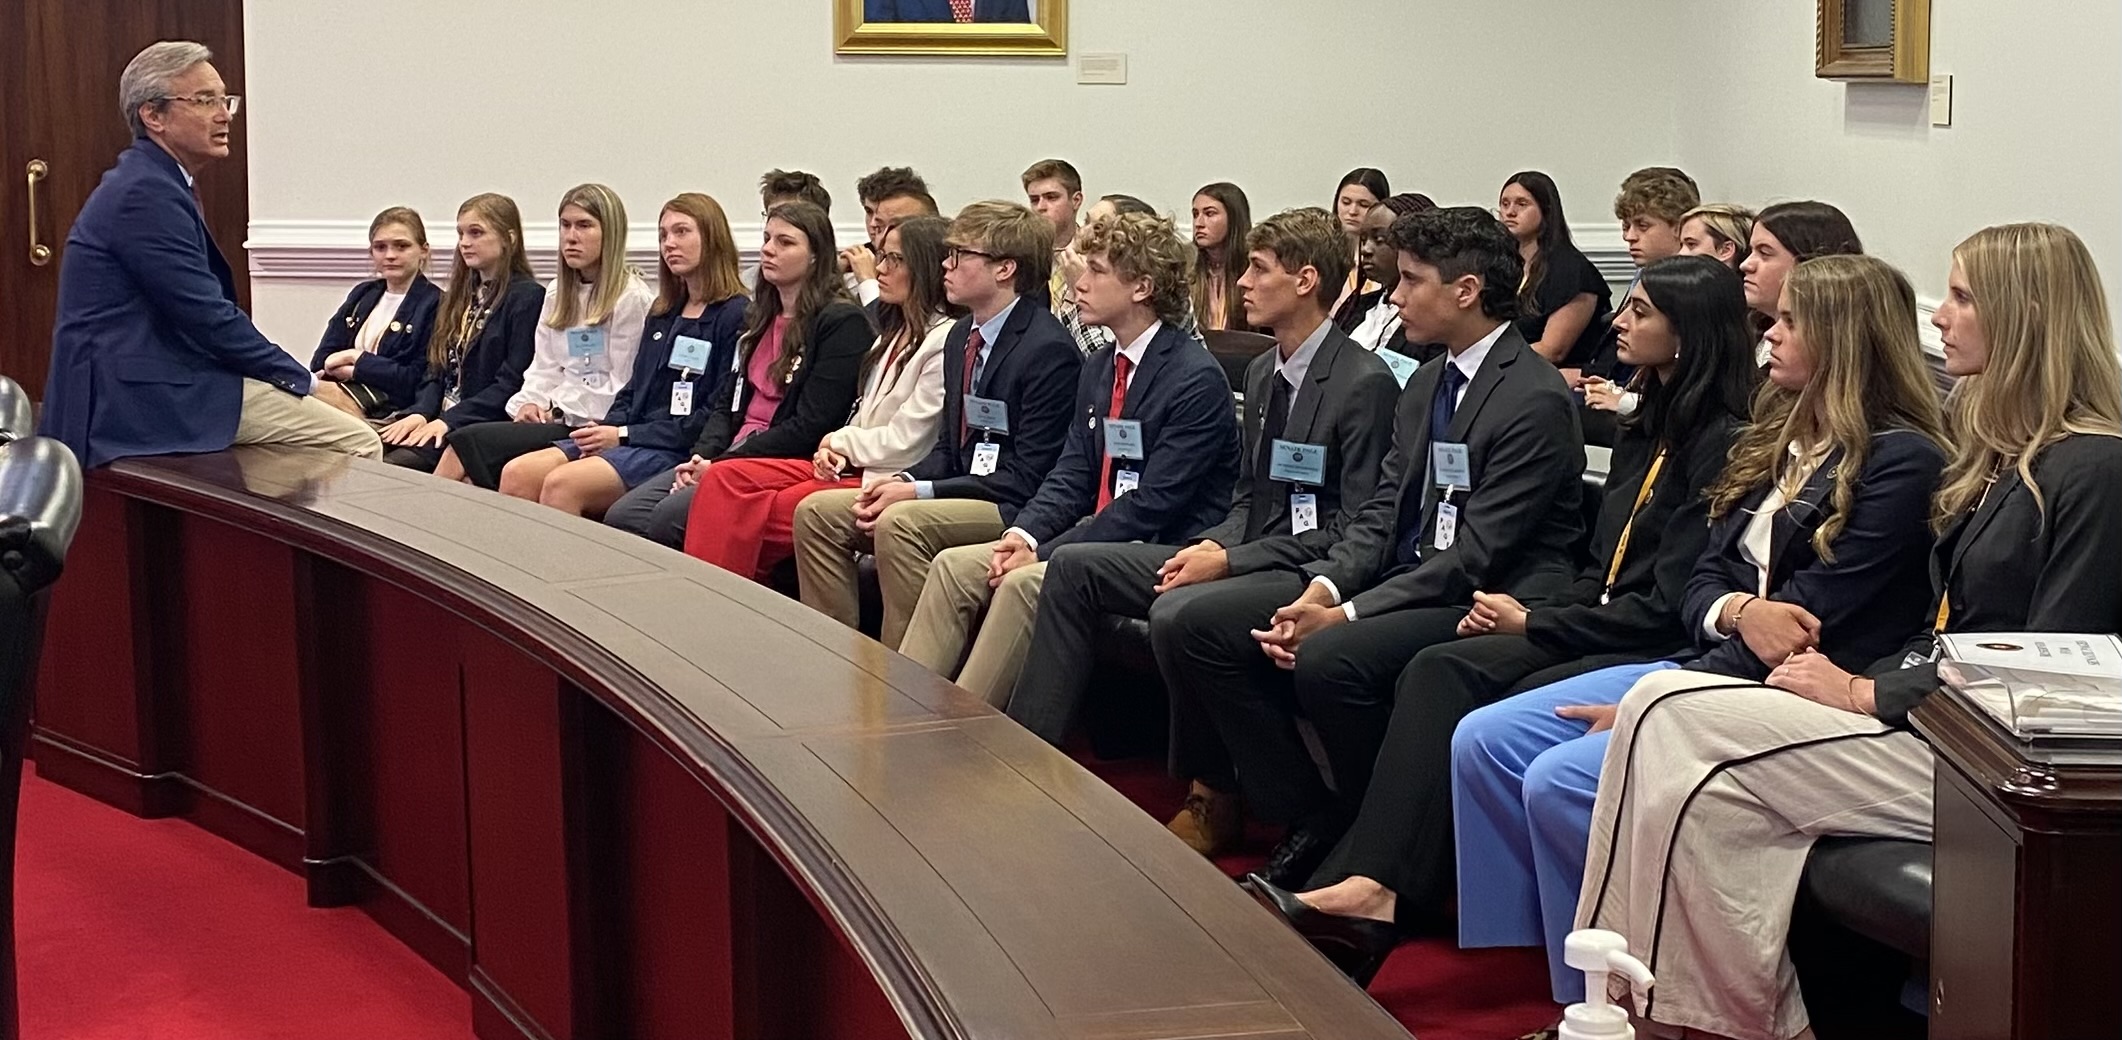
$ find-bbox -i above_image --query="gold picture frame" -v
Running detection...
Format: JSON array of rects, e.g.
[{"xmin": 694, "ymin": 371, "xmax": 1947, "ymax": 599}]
[
  {"xmin": 835, "ymin": 0, "xmax": 1067, "ymax": 57},
  {"xmin": 1816, "ymin": 0, "xmax": 1930, "ymax": 84}
]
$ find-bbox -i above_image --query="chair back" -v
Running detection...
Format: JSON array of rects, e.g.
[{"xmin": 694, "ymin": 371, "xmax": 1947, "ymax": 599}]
[{"xmin": 1201, "ymin": 330, "xmax": 1275, "ymax": 399}]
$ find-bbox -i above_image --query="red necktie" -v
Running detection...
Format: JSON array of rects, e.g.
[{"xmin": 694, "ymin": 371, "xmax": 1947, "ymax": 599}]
[
  {"xmin": 958, "ymin": 327, "xmax": 986, "ymax": 443},
  {"xmin": 949, "ymin": 0, "xmax": 975, "ymax": 21},
  {"xmin": 1096, "ymin": 353, "xmax": 1133, "ymax": 512}
]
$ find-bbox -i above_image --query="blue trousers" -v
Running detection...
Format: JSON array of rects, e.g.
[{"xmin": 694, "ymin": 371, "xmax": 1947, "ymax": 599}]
[{"xmin": 1450, "ymin": 660, "xmax": 1676, "ymax": 1002}]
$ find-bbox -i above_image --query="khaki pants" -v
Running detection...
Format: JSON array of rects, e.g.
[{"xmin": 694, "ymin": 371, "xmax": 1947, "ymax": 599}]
[
  {"xmin": 898, "ymin": 540, "xmax": 1046, "ymax": 707},
  {"xmin": 791, "ymin": 494, "xmax": 1002, "ymax": 649},
  {"xmin": 234, "ymin": 378, "xmax": 383, "ymax": 459}
]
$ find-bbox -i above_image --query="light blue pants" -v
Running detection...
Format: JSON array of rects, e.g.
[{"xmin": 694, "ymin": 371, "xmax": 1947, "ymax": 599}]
[{"xmin": 1450, "ymin": 661, "xmax": 1677, "ymax": 1002}]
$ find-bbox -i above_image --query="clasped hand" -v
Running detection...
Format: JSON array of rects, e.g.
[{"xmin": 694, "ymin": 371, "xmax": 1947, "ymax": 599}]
[
  {"xmin": 1458, "ymin": 590, "xmax": 1529, "ymax": 637},
  {"xmin": 569, "ymin": 424, "xmax": 620, "ymax": 455},
  {"xmin": 1251, "ymin": 584, "xmax": 1345, "ymax": 670},
  {"xmin": 1733, "ymin": 598, "xmax": 1822, "ymax": 664},
  {"xmin": 852, "ymin": 478, "xmax": 917, "ymax": 535},
  {"xmin": 1154, "ymin": 541, "xmax": 1229, "ymax": 593},
  {"xmin": 987, "ymin": 532, "xmax": 1036, "ymax": 588}
]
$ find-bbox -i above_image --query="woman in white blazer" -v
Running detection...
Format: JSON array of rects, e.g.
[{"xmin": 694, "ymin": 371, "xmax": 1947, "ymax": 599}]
[{"xmin": 681, "ymin": 214, "xmax": 960, "ymax": 580}]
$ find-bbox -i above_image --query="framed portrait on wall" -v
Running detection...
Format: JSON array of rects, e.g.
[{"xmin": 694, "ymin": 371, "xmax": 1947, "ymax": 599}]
[
  {"xmin": 835, "ymin": 0, "xmax": 1067, "ymax": 56},
  {"xmin": 1815, "ymin": 0, "xmax": 1930, "ymax": 83}
]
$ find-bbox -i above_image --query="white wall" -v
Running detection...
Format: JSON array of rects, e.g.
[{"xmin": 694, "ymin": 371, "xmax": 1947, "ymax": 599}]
[
  {"xmin": 241, "ymin": 0, "xmax": 1684, "ymax": 349},
  {"xmin": 1675, "ymin": 0, "xmax": 2122, "ymax": 334}
]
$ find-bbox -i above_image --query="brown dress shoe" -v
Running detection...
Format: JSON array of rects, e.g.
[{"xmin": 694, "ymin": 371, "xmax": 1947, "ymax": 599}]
[{"xmin": 1166, "ymin": 780, "xmax": 1242, "ymax": 857}]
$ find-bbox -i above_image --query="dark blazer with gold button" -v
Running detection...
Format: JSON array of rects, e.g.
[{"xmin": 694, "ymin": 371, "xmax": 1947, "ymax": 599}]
[{"xmin": 310, "ymin": 273, "xmax": 441, "ymax": 409}]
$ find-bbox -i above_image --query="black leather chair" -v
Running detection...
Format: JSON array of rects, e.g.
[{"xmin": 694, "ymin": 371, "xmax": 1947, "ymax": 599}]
[
  {"xmin": 1202, "ymin": 330, "xmax": 1275, "ymax": 402},
  {"xmin": 1792, "ymin": 838, "xmax": 1932, "ymax": 1037},
  {"xmin": 0, "ymin": 377, "xmax": 32, "ymax": 441},
  {"xmin": 0, "ymin": 434, "xmax": 86, "ymax": 1040}
]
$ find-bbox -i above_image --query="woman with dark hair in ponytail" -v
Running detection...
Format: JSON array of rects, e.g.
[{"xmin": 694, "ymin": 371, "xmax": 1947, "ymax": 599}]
[
  {"xmin": 1500, "ymin": 171, "xmax": 1612, "ymax": 372},
  {"xmin": 1335, "ymin": 192, "xmax": 1437, "ymax": 360}
]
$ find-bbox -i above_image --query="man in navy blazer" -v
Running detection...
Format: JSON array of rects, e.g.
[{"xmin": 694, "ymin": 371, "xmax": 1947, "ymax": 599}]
[
  {"xmin": 898, "ymin": 211, "xmax": 1241, "ymax": 708},
  {"xmin": 864, "ymin": 0, "xmax": 1031, "ymax": 22},
  {"xmin": 39, "ymin": 41, "xmax": 380, "ymax": 469}
]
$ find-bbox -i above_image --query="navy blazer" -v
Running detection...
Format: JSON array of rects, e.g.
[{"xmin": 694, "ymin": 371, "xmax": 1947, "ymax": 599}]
[
  {"xmin": 41, "ymin": 138, "xmax": 312, "ymax": 468},
  {"xmin": 906, "ymin": 301, "xmax": 1082, "ymax": 525},
  {"xmin": 604, "ymin": 294, "xmax": 747, "ymax": 454},
  {"xmin": 1679, "ymin": 427, "xmax": 1945, "ymax": 680},
  {"xmin": 697, "ymin": 301, "xmax": 874, "ymax": 461},
  {"xmin": 1010, "ymin": 323, "xmax": 1241, "ymax": 560},
  {"xmin": 403, "ymin": 278, "xmax": 545, "ymax": 427},
  {"xmin": 864, "ymin": 0, "xmax": 1029, "ymax": 20},
  {"xmin": 310, "ymin": 274, "xmax": 442, "ymax": 410}
]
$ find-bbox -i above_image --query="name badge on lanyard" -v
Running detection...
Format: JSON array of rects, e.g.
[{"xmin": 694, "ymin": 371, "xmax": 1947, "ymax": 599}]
[
  {"xmin": 671, "ymin": 379, "xmax": 695, "ymax": 416},
  {"xmin": 971, "ymin": 441, "xmax": 1001, "ymax": 476},
  {"xmin": 1379, "ymin": 350, "xmax": 1419, "ymax": 388},
  {"xmin": 1291, "ymin": 493, "xmax": 1319, "ymax": 534},
  {"xmin": 1103, "ymin": 417, "xmax": 1145, "ymax": 459},
  {"xmin": 669, "ymin": 334, "xmax": 712, "ymax": 372},
  {"xmin": 965, "ymin": 394, "xmax": 1010, "ymax": 434},
  {"xmin": 1268, "ymin": 439, "xmax": 1328, "ymax": 486},
  {"xmin": 567, "ymin": 326, "xmax": 607, "ymax": 359},
  {"xmin": 1113, "ymin": 469, "xmax": 1141, "ymax": 497},
  {"xmin": 1433, "ymin": 501, "xmax": 1459, "ymax": 551},
  {"xmin": 1432, "ymin": 442, "xmax": 1472, "ymax": 489}
]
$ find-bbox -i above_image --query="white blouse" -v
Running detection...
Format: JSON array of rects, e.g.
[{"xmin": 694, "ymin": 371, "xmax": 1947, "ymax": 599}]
[
  {"xmin": 828, "ymin": 315, "xmax": 952, "ymax": 486},
  {"xmin": 354, "ymin": 290, "xmax": 407, "ymax": 355},
  {"xmin": 1704, "ymin": 442, "xmax": 1827, "ymax": 640},
  {"xmin": 507, "ymin": 273, "xmax": 655, "ymax": 424}
]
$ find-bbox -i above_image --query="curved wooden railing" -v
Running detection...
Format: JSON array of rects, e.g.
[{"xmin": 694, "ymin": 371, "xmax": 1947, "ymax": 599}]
[{"xmin": 31, "ymin": 447, "xmax": 1409, "ymax": 1040}]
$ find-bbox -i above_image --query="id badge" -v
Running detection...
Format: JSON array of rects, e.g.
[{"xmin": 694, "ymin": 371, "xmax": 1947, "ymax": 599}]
[
  {"xmin": 1290, "ymin": 492, "xmax": 1319, "ymax": 534},
  {"xmin": 965, "ymin": 394, "xmax": 1010, "ymax": 433},
  {"xmin": 1433, "ymin": 501, "xmax": 1459, "ymax": 551},
  {"xmin": 971, "ymin": 441, "xmax": 1001, "ymax": 476},
  {"xmin": 1432, "ymin": 442, "xmax": 1472, "ymax": 488},
  {"xmin": 668, "ymin": 334, "xmax": 712, "ymax": 371},
  {"xmin": 1113, "ymin": 469, "xmax": 1141, "ymax": 497},
  {"xmin": 1379, "ymin": 350, "xmax": 1419, "ymax": 388},
  {"xmin": 1269, "ymin": 439, "xmax": 1328, "ymax": 486},
  {"xmin": 671, "ymin": 381, "xmax": 694, "ymax": 417},
  {"xmin": 567, "ymin": 326, "xmax": 608, "ymax": 358},
  {"xmin": 1103, "ymin": 417, "xmax": 1146, "ymax": 459}
]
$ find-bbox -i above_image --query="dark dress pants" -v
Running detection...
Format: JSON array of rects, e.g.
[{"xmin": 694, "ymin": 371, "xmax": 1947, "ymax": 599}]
[
  {"xmin": 1289, "ymin": 606, "xmax": 1469, "ymax": 815},
  {"xmin": 1006, "ymin": 541, "xmax": 1179, "ymax": 745},
  {"xmin": 603, "ymin": 466, "xmax": 693, "ymax": 548}
]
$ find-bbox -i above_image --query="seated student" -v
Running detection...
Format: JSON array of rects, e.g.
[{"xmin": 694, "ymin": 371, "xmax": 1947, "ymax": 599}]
[
  {"xmin": 1448, "ymin": 253, "xmax": 1945, "ymax": 1012},
  {"xmin": 310, "ymin": 207, "xmax": 441, "ymax": 419},
  {"xmin": 1242, "ymin": 255, "xmax": 1756, "ymax": 984},
  {"xmin": 841, "ymin": 166, "xmax": 937, "ymax": 305},
  {"xmin": 1500, "ymin": 171, "xmax": 1612, "ymax": 375},
  {"xmin": 1330, "ymin": 167, "xmax": 1391, "ymax": 316},
  {"xmin": 790, "ymin": 201, "xmax": 1080, "ymax": 646},
  {"xmin": 1054, "ymin": 193, "xmax": 1156, "ymax": 356},
  {"xmin": 1191, "ymin": 182, "xmax": 1253, "ymax": 332},
  {"xmin": 1336, "ymin": 193, "xmax": 1439, "ymax": 363},
  {"xmin": 684, "ymin": 214, "xmax": 957, "ymax": 579},
  {"xmin": 378, "ymin": 194, "xmax": 544, "ymax": 471},
  {"xmin": 1578, "ymin": 167, "xmax": 1700, "ymax": 441},
  {"xmin": 41, "ymin": 41, "xmax": 381, "ymax": 466},
  {"xmin": 1579, "ymin": 223, "xmax": 2122, "ymax": 1040},
  {"xmin": 604, "ymin": 201, "xmax": 872, "ymax": 548},
  {"xmin": 491, "ymin": 194, "xmax": 749, "ymax": 517},
  {"xmin": 1677, "ymin": 203, "xmax": 1756, "ymax": 273},
  {"xmin": 1158, "ymin": 207, "xmax": 1584, "ymax": 888},
  {"xmin": 1004, "ymin": 207, "xmax": 1398, "ymax": 753},
  {"xmin": 746, "ymin": 170, "xmax": 833, "ymax": 288},
  {"xmin": 898, "ymin": 211, "xmax": 1242, "ymax": 707},
  {"xmin": 437, "ymin": 184, "xmax": 654, "ymax": 488},
  {"xmin": 1740, "ymin": 200, "xmax": 1863, "ymax": 365},
  {"xmin": 1023, "ymin": 158, "xmax": 1086, "ymax": 311}
]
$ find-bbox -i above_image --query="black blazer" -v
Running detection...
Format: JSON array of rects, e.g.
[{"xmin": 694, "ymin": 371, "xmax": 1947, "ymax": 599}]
[
  {"xmin": 1523, "ymin": 412, "xmax": 1742, "ymax": 659},
  {"xmin": 403, "ymin": 277, "xmax": 545, "ymax": 427},
  {"xmin": 311, "ymin": 274, "xmax": 441, "ymax": 409},
  {"xmin": 1871, "ymin": 433, "xmax": 2122, "ymax": 725},
  {"xmin": 604, "ymin": 294, "xmax": 747, "ymax": 454},
  {"xmin": 698, "ymin": 300, "xmax": 873, "ymax": 460},
  {"xmin": 1011, "ymin": 322, "xmax": 1241, "ymax": 560},
  {"xmin": 906, "ymin": 300, "xmax": 1083, "ymax": 525},
  {"xmin": 1194, "ymin": 326, "xmax": 1399, "ymax": 576},
  {"xmin": 1680, "ymin": 428, "xmax": 1945, "ymax": 680},
  {"xmin": 1332, "ymin": 285, "xmax": 1386, "ymax": 334},
  {"xmin": 1305, "ymin": 325, "xmax": 1585, "ymax": 617}
]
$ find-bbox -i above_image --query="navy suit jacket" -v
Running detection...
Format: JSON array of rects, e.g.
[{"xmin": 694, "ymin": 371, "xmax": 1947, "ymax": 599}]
[
  {"xmin": 906, "ymin": 300, "xmax": 1082, "ymax": 525},
  {"xmin": 310, "ymin": 274, "xmax": 442, "ymax": 410},
  {"xmin": 603, "ymin": 294, "xmax": 747, "ymax": 453},
  {"xmin": 1010, "ymin": 322, "xmax": 1241, "ymax": 560},
  {"xmin": 41, "ymin": 138, "xmax": 312, "ymax": 468},
  {"xmin": 402, "ymin": 278, "xmax": 546, "ymax": 428},
  {"xmin": 865, "ymin": 0, "xmax": 1030, "ymax": 21},
  {"xmin": 1680, "ymin": 427, "xmax": 1945, "ymax": 680}
]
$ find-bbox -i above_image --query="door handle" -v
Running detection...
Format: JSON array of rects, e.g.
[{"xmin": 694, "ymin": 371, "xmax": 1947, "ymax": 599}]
[{"xmin": 26, "ymin": 159, "xmax": 51, "ymax": 266}]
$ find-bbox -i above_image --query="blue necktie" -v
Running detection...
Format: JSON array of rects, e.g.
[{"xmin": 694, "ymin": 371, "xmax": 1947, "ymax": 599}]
[{"xmin": 1395, "ymin": 363, "xmax": 1467, "ymax": 564}]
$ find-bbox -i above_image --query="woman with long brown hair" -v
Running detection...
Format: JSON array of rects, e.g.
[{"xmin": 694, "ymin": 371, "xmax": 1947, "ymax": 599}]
[{"xmin": 1189, "ymin": 181, "xmax": 1251, "ymax": 332}]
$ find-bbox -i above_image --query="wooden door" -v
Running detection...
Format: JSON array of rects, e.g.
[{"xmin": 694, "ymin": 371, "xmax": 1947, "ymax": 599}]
[{"xmin": 0, "ymin": 0, "xmax": 250, "ymax": 400}]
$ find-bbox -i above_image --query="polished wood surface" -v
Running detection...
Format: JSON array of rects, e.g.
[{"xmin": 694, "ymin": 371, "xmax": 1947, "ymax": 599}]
[
  {"xmin": 1914, "ymin": 688, "xmax": 2122, "ymax": 1040},
  {"xmin": 32, "ymin": 447, "xmax": 1408, "ymax": 1040}
]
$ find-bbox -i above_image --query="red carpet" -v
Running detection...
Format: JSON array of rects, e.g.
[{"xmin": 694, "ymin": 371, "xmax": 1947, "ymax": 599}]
[{"xmin": 15, "ymin": 765, "xmax": 467, "ymax": 1040}]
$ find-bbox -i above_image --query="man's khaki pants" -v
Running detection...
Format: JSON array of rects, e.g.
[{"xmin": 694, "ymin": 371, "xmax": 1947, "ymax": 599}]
[
  {"xmin": 790, "ymin": 494, "xmax": 1002, "ymax": 649},
  {"xmin": 898, "ymin": 539, "xmax": 1046, "ymax": 708},
  {"xmin": 234, "ymin": 378, "xmax": 383, "ymax": 458}
]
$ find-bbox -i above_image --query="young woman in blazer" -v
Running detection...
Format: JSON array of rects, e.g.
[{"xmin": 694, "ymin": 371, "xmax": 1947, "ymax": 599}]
[
  {"xmin": 1330, "ymin": 167, "xmax": 1390, "ymax": 316},
  {"xmin": 439, "ymin": 184, "xmax": 654, "ymax": 488},
  {"xmin": 312, "ymin": 207, "xmax": 441, "ymax": 418},
  {"xmin": 1739, "ymin": 200, "xmax": 1863, "ymax": 365},
  {"xmin": 683, "ymin": 213, "xmax": 958, "ymax": 579},
  {"xmin": 378, "ymin": 193, "xmax": 543, "ymax": 472},
  {"xmin": 1445, "ymin": 253, "xmax": 1946, "ymax": 1011},
  {"xmin": 603, "ymin": 200, "xmax": 873, "ymax": 549},
  {"xmin": 494, "ymin": 193, "xmax": 748, "ymax": 517},
  {"xmin": 1246, "ymin": 256, "xmax": 1759, "ymax": 985},
  {"xmin": 1500, "ymin": 171, "xmax": 1611, "ymax": 372},
  {"xmin": 1578, "ymin": 223, "xmax": 2122, "ymax": 1040},
  {"xmin": 1189, "ymin": 182, "xmax": 1251, "ymax": 333}
]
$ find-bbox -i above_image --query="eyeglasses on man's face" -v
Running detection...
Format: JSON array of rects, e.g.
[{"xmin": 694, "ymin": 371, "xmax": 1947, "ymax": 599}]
[
  {"xmin": 157, "ymin": 93, "xmax": 242, "ymax": 116},
  {"xmin": 944, "ymin": 245, "xmax": 996, "ymax": 267}
]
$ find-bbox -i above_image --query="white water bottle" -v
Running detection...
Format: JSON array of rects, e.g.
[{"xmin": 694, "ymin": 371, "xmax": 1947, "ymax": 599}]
[{"xmin": 1558, "ymin": 929, "xmax": 1656, "ymax": 1040}]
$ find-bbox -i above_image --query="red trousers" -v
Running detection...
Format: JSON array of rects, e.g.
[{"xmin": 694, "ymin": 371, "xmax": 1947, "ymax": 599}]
[{"xmin": 683, "ymin": 457, "xmax": 858, "ymax": 580}]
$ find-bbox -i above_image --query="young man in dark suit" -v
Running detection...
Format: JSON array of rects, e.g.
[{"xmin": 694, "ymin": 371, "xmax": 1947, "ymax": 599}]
[
  {"xmin": 897, "ymin": 212, "xmax": 1241, "ymax": 708},
  {"xmin": 1002, "ymin": 208, "xmax": 1399, "ymax": 839},
  {"xmin": 792, "ymin": 201, "xmax": 1080, "ymax": 647},
  {"xmin": 1157, "ymin": 207, "xmax": 1585, "ymax": 882}
]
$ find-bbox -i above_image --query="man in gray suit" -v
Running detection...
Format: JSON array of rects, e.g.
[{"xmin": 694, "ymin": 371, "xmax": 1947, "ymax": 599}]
[
  {"xmin": 1004, "ymin": 208, "xmax": 1399, "ymax": 835},
  {"xmin": 1162, "ymin": 207, "xmax": 1586, "ymax": 885}
]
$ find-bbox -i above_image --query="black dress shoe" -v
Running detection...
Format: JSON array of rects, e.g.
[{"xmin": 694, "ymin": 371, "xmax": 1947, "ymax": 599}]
[
  {"xmin": 1242, "ymin": 873, "xmax": 1402, "ymax": 987},
  {"xmin": 1255, "ymin": 820, "xmax": 1339, "ymax": 891}
]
